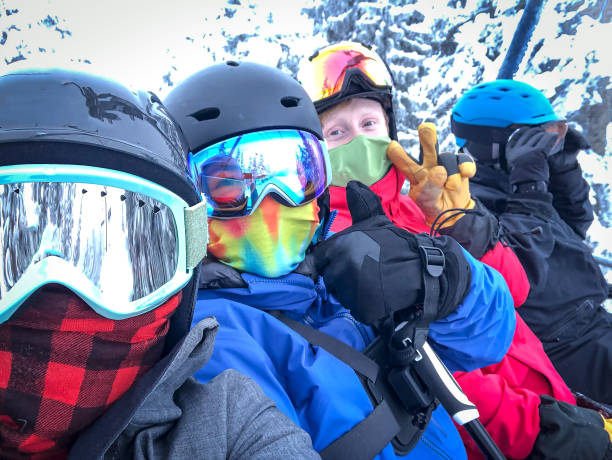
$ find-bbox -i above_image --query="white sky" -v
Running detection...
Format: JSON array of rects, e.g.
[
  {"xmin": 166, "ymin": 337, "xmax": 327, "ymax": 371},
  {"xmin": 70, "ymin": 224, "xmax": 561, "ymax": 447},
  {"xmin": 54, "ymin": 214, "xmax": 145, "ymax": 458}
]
[{"xmin": 0, "ymin": 0, "xmax": 322, "ymax": 94}]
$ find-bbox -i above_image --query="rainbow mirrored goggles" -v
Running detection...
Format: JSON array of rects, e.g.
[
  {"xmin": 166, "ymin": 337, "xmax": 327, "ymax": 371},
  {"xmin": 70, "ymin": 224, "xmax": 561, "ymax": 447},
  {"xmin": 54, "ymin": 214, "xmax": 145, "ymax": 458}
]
[
  {"xmin": 301, "ymin": 41, "xmax": 394, "ymax": 103},
  {"xmin": 188, "ymin": 129, "xmax": 331, "ymax": 219},
  {"xmin": 0, "ymin": 164, "xmax": 207, "ymax": 324}
]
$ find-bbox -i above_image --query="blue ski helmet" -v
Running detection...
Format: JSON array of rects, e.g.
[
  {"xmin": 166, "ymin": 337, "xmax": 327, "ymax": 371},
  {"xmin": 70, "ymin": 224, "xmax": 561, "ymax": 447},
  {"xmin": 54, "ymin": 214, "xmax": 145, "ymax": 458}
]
[{"xmin": 451, "ymin": 80, "xmax": 560, "ymax": 148}]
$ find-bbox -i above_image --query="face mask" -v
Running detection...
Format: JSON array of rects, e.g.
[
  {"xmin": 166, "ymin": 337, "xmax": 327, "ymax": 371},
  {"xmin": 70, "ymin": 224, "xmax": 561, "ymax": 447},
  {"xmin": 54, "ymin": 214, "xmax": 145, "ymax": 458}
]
[
  {"xmin": 329, "ymin": 135, "xmax": 392, "ymax": 187},
  {"xmin": 207, "ymin": 196, "xmax": 320, "ymax": 278},
  {"xmin": 0, "ymin": 286, "xmax": 178, "ymax": 457}
]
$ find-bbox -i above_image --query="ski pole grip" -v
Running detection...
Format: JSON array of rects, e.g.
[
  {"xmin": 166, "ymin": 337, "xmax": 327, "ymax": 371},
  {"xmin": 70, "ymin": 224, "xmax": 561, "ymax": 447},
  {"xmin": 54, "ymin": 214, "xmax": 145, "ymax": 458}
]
[{"xmin": 413, "ymin": 341, "xmax": 479, "ymax": 425}]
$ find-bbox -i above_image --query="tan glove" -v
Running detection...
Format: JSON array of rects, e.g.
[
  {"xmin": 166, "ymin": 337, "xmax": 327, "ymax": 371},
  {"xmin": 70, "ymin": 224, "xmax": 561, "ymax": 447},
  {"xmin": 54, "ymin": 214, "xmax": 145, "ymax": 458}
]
[
  {"xmin": 603, "ymin": 415, "xmax": 612, "ymax": 442},
  {"xmin": 386, "ymin": 122, "xmax": 476, "ymax": 228}
]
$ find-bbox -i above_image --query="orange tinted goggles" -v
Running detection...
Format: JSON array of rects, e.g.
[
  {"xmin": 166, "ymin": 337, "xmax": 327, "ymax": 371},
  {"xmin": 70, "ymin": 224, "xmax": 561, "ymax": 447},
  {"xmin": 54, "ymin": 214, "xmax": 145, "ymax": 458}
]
[{"xmin": 303, "ymin": 42, "xmax": 394, "ymax": 102}]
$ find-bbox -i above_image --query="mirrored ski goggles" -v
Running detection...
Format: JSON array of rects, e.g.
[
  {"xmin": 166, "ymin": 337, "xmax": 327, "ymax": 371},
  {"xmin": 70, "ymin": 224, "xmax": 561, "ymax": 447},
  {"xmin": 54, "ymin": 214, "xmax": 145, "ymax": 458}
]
[
  {"xmin": 0, "ymin": 164, "xmax": 207, "ymax": 324},
  {"xmin": 302, "ymin": 41, "xmax": 394, "ymax": 102},
  {"xmin": 505, "ymin": 121, "xmax": 568, "ymax": 155},
  {"xmin": 188, "ymin": 129, "xmax": 331, "ymax": 219},
  {"xmin": 530, "ymin": 120, "xmax": 568, "ymax": 154}
]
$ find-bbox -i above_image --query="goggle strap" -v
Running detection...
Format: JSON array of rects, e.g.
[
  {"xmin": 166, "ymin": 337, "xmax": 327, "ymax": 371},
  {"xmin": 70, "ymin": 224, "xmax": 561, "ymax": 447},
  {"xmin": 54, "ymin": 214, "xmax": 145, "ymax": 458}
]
[
  {"xmin": 451, "ymin": 118, "xmax": 516, "ymax": 145},
  {"xmin": 184, "ymin": 200, "xmax": 208, "ymax": 269}
]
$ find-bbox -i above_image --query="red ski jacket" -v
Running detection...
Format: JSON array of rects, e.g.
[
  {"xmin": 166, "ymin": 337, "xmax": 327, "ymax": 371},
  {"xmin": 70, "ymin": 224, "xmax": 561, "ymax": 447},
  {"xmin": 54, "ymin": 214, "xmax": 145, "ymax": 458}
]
[{"xmin": 329, "ymin": 166, "xmax": 575, "ymax": 459}]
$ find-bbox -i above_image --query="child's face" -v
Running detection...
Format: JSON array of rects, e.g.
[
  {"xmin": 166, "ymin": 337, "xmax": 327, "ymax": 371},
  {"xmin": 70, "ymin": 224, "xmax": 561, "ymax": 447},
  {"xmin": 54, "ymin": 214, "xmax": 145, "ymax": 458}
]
[{"xmin": 320, "ymin": 97, "xmax": 389, "ymax": 149}]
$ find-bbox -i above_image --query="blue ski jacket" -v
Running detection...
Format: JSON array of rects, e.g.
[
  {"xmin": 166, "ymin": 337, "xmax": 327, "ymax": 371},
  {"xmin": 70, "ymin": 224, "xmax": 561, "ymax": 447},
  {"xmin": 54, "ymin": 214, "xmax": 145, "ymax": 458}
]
[{"xmin": 192, "ymin": 248, "xmax": 515, "ymax": 459}]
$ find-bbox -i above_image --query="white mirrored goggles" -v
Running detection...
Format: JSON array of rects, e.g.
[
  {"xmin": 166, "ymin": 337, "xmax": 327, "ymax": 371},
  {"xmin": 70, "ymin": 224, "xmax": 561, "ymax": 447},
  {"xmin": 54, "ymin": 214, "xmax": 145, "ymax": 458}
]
[{"xmin": 0, "ymin": 164, "xmax": 207, "ymax": 323}]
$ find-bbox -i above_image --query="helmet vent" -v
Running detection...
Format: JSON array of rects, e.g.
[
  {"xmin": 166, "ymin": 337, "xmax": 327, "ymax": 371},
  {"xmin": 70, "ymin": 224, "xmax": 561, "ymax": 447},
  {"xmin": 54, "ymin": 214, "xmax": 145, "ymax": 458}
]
[
  {"xmin": 499, "ymin": 87, "xmax": 510, "ymax": 92},
  {"xmin": 190, "ymin": 107, "xmax": 221, "ymax": 121},
  {"xmin": 281, "ymin": 96, "xmax": 300, "ymax": 108},
  {"xmin": 522, "ymin": 94, "xmax": 530, "ymax": 98},
  {"xmin": 226, "ymin": 61, "xmax": 239, "ymax": 67},
  {"xmin": 490, "ymin": 96, "xmax": 502, "ymax": 100}
]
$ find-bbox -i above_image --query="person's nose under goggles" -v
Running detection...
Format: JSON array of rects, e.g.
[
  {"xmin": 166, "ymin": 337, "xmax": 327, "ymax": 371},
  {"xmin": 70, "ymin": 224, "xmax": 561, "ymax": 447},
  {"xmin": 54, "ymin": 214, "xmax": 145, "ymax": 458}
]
[
  {"xmin": 0, "ymin": 164, "xmax": 207, "ymax": 324},
  {"xmin": 188, "ymin": 128, "xmax": 331, "ymax": 219}
]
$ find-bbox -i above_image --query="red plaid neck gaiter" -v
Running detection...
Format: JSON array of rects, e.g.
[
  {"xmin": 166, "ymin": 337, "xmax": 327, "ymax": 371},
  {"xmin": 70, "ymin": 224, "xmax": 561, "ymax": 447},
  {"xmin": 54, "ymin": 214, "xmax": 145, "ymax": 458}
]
[{"xmin": 0, "ymin": 286, "xmax": 180, "ymax": 459}]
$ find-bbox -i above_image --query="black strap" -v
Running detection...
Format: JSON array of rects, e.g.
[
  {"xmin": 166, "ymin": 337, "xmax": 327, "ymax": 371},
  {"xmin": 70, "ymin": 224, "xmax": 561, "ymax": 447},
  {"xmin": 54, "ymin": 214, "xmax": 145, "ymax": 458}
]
[
  {"xmin": 512, "ymin": 180, "xmax": 548, "ymax": 193},
  {"xmin": 319, "ymin": 400, "xmax": 400, "ymax": 460},
  {"xmin": 268, "ymin": 311, "xmax": 403, "ymax": 460},
  {"xmin": 268, "ymin": 310, "xmax": 379, "ymax": 382},
  {"xmin": 451, "ymin": 118, "xmax": 515, "ymax": 145},
  {"xmin": 408, "ymin": 234, "xmax": 443, "ymax": 350}
]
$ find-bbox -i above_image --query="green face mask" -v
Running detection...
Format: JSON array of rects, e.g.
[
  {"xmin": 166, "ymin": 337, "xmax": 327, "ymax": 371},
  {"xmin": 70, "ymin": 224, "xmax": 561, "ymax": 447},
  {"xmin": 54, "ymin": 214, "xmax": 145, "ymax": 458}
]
[{"xmin": 328, "ymin": 135, "xmax": 392, "ymax": 187}]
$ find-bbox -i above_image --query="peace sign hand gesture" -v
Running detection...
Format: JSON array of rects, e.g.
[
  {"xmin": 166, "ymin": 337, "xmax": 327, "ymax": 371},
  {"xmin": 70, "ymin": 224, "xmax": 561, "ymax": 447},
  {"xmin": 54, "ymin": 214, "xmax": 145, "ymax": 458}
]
[{"xmin": 386, "ymin": 122, "xmax": 476, "ymax": 228}]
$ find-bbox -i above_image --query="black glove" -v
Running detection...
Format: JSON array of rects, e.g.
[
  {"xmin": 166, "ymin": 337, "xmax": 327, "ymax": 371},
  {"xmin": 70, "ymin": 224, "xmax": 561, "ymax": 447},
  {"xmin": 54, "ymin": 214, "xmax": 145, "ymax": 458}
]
[
  {"xmin": 505, "ymin": 126, "xmax": 558, "ymax": 188},
  {"xmin": 529, "ymin": 395, "xmax": 612, "ymax": 460},
  {"xmin": 548, "ymin": 125, "xmax": 590, "ymax": 176},
  {"xmin": 313, "ymin": 181, "xmax": 471, "ymax": 327}
]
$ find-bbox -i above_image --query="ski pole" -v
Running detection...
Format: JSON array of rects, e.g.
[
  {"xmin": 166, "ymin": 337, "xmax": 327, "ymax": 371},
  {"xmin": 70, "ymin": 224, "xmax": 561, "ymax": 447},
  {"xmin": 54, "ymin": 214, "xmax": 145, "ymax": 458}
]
[
  {"xmin": 573, "ymin": 391, "xmax": 612, "ymax": 418},
  {"xmin": 412, "ymin": 341, "xmax": 506, "ymax": 460}
]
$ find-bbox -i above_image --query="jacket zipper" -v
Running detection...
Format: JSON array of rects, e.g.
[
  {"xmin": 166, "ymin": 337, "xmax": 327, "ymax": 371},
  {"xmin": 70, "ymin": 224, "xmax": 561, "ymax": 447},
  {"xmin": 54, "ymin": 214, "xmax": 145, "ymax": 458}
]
[{"xmin": 321, "ymin": 210, "xmax": 337, "ymax": 240}]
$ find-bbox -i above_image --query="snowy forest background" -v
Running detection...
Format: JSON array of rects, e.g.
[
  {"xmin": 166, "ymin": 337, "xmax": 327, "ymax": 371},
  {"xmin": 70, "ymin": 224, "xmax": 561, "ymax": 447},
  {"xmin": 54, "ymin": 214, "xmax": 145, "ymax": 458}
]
[{"xmin": 1, "ymin": 0, "xmax": 611, "ymax": 289}]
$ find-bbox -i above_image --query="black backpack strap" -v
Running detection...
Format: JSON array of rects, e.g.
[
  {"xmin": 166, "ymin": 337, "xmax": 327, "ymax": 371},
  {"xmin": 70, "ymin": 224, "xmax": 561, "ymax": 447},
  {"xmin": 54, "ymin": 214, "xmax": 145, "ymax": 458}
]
[
  {"xmin": 268, "ymin": 311, "xmax": 400, "ymax": 460},
  {"xmin": 319, "ymin": 400, "xmax": 399, "ymax": 460},
  {"xmin": 268, "ymin": 310, "xmax": 379, "ymax": 382}
]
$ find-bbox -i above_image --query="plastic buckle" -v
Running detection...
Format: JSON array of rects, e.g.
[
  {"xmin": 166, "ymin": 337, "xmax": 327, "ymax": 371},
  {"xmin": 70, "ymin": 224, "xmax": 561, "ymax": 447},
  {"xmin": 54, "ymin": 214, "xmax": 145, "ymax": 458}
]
[
  {"xmin": 410, "ymin": 327, "xmax": 428, "ymax": 352},
  {"xmin": 418, "ymin": 245, "xmax": 445, "ymax": 278},
  {"xmin": 513, "ymin": 180, "xmax": 548, "ymax": 194},
  {"xmin": 393, "ymin": 321, "xmax": 426, "ymax": 357}
]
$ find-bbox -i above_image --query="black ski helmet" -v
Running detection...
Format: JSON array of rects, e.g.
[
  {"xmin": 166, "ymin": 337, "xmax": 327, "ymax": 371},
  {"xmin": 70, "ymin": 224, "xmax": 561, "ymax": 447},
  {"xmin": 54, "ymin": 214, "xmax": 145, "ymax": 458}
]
[
  {"xmin": 0, "ymin": 68, "xmax": 200, "ymax": 349},
  {"xmin": 164, "ymin": 61, "xmax": 325, "ymax": 154},
  {"xmin": 164, "ymin": 60, "xmax": 331, "ymax": 235}
]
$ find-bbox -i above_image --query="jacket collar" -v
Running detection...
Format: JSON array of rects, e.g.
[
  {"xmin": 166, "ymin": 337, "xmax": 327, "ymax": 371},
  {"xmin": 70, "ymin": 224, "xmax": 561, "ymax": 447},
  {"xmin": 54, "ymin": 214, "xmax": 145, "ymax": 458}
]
[
  {"xmin": 471, "ymin": 164, "xmax": 512, "ymax": 215},
  {"xmin": 198, "ymin": 259, "xmax": 321, "ymax": 316},
  {"xmin": 330, "ymin": 165, "xmax": 402, "ymax": 212},
  {"xmin": 68, "ymin": 317, "xmax": 219, "ymax": 458},
  {"xmin": 329, "ymin": 165, "xmax": 428, "ymax": 233},
  {"xmin": 369, "ymin": 164, "xmax": 405, "ymax": 201}
]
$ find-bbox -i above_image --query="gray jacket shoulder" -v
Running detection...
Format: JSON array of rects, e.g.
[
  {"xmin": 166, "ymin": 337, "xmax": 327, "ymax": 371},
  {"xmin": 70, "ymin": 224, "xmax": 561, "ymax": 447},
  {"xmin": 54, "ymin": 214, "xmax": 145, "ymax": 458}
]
[
  {"xmin": 121, "ymin": 369, "xmax": 319, "ymax": 459},
  {"xmin": 108, "ymin": 317, "xmax": 318, "ymax": 459}
]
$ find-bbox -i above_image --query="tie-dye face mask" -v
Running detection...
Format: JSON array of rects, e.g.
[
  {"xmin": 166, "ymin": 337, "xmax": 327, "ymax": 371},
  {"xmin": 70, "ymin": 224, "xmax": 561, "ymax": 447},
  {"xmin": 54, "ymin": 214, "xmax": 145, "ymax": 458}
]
[{"xmin": 207, "ymin": 196, "xmax": 320, "ymax": 278}]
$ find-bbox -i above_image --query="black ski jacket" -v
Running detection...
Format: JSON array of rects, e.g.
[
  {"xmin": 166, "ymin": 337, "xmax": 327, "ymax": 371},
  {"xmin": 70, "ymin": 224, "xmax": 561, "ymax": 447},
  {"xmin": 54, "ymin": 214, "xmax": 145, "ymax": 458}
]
[{"xmin": 470, "ymin": 164, "xmax": 608, "ymax": 341}]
